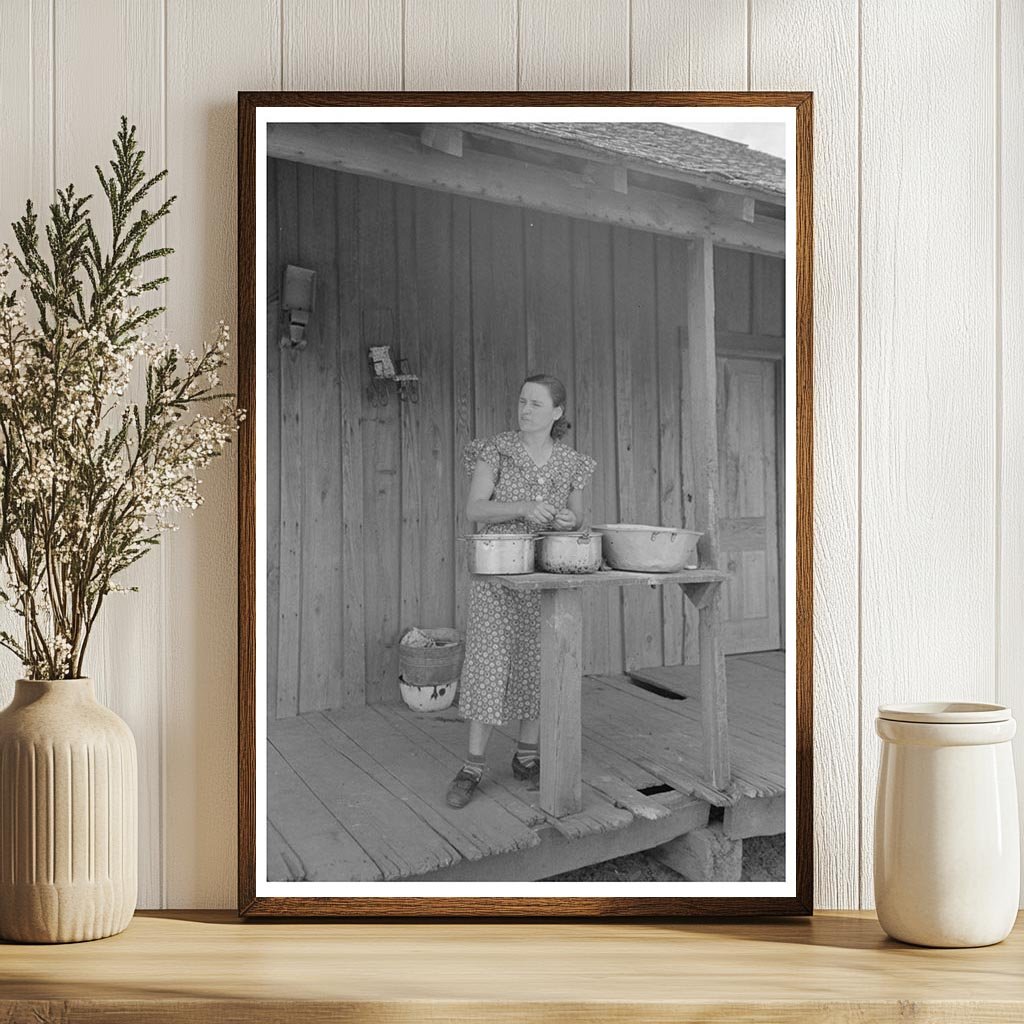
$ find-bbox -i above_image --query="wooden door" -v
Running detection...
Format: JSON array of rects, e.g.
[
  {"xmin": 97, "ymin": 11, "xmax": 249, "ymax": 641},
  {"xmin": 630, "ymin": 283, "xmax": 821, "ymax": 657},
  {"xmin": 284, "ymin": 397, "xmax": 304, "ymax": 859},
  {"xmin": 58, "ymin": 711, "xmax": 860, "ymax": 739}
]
[{"xmin": 716, "ymin": 357, "xmax": 780, "ymax": 652}]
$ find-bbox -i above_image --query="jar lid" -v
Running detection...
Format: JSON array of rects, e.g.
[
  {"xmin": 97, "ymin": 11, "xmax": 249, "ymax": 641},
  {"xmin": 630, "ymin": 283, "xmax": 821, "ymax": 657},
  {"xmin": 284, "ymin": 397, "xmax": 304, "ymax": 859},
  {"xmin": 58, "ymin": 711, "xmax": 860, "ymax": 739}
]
[{"xmin": 877, "ymin": 701, "xmax": 1011, "ymax": 724}]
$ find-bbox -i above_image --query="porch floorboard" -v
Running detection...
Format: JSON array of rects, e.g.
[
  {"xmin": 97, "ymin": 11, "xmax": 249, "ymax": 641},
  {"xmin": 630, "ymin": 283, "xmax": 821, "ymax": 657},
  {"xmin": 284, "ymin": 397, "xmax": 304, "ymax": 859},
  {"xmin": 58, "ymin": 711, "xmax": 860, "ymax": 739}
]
[{"xmin": 267, "ymin": 653, "xmax": 785, "ymax": 882}]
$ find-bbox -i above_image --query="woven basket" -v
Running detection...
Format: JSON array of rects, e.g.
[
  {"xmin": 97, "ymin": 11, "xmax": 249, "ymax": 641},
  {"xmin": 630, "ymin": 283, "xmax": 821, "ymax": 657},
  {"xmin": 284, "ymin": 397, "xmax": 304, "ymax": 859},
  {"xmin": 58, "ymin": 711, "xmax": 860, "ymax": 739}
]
[{"xmin": 398, "ymin": 628, "xmax": 465, "ymax": 686}]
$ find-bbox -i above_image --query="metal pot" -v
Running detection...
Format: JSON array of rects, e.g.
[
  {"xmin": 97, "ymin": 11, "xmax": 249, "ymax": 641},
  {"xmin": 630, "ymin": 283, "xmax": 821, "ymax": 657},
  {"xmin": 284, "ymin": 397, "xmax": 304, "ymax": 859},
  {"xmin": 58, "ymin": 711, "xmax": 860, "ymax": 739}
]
[
  {"xmin": 592, "ymin": 523, "xmax": 703, "ymax": 572},
  {"xmin": 464, "ymin": 533, "xmax": 536, "ymax": 574},
  {"xmin": 536, "ymin": 531, "xmax": 603, "ymax": 574}
]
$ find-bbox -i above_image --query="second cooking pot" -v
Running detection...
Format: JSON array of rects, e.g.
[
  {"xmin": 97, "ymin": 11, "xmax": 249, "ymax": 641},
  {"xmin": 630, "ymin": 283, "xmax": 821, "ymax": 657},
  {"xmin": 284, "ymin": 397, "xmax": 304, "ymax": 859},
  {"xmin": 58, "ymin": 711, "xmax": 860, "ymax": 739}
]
[{"xmin": 535, "ymin": 531, "xmax": 603, "ymax": 574}]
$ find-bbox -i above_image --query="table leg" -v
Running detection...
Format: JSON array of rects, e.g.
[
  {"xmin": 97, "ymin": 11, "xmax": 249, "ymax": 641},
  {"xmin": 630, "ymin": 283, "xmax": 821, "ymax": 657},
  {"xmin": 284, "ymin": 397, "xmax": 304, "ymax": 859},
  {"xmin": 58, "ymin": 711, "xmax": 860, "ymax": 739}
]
[
  {"xmin": 697, "ymin": 586, "xmax": 731, "ymax": 791},
  {"xmin": 539, "ymin": 588, "xmax": 583, "ymax": 817}
]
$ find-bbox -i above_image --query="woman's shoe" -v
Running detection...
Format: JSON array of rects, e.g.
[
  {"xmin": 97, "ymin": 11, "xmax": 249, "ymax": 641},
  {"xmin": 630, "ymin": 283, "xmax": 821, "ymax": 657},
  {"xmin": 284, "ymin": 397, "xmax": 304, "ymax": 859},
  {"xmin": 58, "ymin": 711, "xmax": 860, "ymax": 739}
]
[
  {"xmin": 446, "ymin": 766, "xmax": 483, "ymax": 808},
  {"xmin": 512, "ymin": 755, "xmax": 540, "ymax": 789}
]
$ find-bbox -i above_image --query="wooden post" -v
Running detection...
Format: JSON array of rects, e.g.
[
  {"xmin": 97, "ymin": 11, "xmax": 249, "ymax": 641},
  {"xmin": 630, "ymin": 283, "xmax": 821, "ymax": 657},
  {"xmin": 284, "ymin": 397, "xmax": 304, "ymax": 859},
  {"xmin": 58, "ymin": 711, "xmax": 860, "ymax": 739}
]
[
  {"xmin": 698, "ymin": 598, "xmax": 730, "ymax": 790},
  {"xmin": 651, "ymin": 823, "xmax": 743, "ymax": 882},
  {"xmin": 687, "ymin": 235, "xmax": 731, "ymax": 791},
  {"xmin": 540, "ymin": 588, "xmax": 583, "ymax": 817}
]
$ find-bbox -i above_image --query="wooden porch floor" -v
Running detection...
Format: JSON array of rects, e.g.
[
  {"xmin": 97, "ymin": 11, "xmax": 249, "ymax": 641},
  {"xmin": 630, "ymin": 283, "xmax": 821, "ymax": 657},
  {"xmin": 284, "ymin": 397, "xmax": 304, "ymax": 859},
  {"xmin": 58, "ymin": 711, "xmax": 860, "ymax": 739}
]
[{"xmin": 268, "ymin": 652, "xmax": 785, "ymax": 883}]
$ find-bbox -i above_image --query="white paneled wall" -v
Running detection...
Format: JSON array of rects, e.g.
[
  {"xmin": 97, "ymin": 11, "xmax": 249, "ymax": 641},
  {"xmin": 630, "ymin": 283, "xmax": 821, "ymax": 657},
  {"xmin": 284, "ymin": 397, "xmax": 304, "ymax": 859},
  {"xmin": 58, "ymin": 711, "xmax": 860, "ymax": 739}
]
[
  {"xmin": 750, "ymin": 0, "xmax": 860, "ymax": 912},
  {"xmin": 859, "ymin": 2, "xmax": 999, "ymax": 910},
  {"xmin": 0, "ymin": 0, "xmax": 1017, "ymax": 910},
  {"xmin": 1003, "ymin": 0, "xmax": 1024, "ymax": 916}
]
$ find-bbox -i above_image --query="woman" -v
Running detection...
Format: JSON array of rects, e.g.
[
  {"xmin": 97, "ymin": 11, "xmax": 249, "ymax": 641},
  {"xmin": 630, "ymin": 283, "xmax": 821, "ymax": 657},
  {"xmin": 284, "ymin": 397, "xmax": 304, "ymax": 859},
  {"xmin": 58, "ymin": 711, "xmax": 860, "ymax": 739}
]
[{"xmin": 446, "ymin": 374, "xmax": 596, "ymax": 809}]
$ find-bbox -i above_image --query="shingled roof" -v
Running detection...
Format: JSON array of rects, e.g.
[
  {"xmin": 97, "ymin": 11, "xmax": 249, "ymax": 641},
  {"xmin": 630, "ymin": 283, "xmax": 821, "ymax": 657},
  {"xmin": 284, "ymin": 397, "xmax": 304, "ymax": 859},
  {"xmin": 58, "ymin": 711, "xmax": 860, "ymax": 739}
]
[{"xmin": 476, "ymin": 122, "xmax": 785, "ymax": 199}]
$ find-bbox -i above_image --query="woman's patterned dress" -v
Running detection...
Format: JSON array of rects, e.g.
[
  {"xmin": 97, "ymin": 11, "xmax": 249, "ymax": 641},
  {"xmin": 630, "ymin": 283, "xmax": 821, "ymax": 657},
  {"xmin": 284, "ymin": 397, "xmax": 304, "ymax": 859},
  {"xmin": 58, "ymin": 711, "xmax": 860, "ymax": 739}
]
[{"xmin": 459, "ymin": 432, "xmax": 596, "ymax": 725}]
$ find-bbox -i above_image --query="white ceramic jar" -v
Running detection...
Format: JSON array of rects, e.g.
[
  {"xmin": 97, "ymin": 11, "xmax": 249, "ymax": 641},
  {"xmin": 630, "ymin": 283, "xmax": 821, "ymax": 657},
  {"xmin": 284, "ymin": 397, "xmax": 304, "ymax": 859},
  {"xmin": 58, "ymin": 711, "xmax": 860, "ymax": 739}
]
[{"xmin": 874, "ymin": 702, "xmax": 1019, "ymax": 947}]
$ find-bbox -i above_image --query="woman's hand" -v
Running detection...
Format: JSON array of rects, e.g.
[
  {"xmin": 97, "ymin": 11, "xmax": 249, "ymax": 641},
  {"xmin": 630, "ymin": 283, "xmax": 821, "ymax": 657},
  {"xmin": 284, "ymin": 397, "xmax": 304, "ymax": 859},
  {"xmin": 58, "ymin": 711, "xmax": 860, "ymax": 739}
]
[
  {"xmin": 522, "ymin": 501, "xmax": 557, "ymax": 527},
  {"xmin": 553, "ymin": 508, "xmax": 577, "ymax": 531}
]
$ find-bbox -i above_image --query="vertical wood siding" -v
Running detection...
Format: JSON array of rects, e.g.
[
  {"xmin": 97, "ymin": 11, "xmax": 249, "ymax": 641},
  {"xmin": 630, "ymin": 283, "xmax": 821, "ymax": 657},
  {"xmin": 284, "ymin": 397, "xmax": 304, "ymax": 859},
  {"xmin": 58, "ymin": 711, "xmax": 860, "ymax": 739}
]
[
  {"xmin": 0, "ymin": 0, "xmax": 1015, "ymax": 910},
  {"xmin": 267, "ymin": 159, "xmax": 281, "ymax": 721},
  {"xmin": 268, "ymin": 163, "xmax": 784, "ymax": 709}
]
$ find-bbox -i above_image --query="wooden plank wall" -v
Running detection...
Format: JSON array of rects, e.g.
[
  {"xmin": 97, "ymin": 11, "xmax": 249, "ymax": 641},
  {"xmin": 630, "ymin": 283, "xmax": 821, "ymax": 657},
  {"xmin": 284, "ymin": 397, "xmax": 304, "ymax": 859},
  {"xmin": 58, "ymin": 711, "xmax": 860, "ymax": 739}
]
[{"xmin": 268, "ymin": 159, "xmax": 785, "ymax": 716}]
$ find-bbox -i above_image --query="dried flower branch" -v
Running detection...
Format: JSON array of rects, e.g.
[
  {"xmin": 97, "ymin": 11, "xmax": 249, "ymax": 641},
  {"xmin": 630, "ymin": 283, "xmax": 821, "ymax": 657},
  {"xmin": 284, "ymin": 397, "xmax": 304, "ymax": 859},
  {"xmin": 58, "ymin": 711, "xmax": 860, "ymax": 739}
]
[{"xmin": 0, "ymin": 117, "xmax": 243, "ymax": 679}]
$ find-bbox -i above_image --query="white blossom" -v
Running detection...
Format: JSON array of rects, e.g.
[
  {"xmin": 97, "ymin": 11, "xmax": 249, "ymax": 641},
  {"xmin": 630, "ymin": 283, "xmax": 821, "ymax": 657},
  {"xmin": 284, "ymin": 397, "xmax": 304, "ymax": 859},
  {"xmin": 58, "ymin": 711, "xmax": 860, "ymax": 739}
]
[
  {"xmin": 0, "ymin": 242, "xmax": 242, "ymax": 677},
  {"xmin": 0, "ymin": 120, "xmax": 244, "ymax": 678}
]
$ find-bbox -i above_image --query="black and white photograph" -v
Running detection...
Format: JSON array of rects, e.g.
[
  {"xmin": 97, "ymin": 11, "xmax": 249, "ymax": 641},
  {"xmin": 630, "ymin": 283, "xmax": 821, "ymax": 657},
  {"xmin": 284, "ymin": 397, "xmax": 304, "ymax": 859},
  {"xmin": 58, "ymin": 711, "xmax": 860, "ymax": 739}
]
[{"xmin": 242, "ymin": 99, "xmax": 808, "ymax": 912}]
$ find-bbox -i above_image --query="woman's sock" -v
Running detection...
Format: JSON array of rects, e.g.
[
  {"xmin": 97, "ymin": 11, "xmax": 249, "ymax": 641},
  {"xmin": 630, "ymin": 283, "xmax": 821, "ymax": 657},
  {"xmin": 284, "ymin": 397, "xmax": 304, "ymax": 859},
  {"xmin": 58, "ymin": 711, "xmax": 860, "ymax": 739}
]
[
  {"xmin": 513, "ymin": 740, "xmax": 539, "ymax": 767},
  {"xmin": 462, "ymin": 752, "xmax": 486, "ymax": 777}
]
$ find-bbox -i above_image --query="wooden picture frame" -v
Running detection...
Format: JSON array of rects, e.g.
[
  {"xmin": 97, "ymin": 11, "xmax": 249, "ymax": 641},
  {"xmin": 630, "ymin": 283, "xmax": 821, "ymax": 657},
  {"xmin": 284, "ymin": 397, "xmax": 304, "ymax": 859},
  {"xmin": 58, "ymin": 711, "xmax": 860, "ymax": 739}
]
[{"xmin": 238, "ymin": 91, "xmax": 813, "ymax": 917}]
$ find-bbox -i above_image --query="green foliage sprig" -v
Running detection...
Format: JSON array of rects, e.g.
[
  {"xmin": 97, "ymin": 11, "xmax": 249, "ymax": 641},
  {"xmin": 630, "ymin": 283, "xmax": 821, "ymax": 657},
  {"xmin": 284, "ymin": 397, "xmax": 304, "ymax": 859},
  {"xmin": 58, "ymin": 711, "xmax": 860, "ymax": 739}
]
[{"xmin": 0, "ymin": 117, "xmax": 243, "ymax": 679}]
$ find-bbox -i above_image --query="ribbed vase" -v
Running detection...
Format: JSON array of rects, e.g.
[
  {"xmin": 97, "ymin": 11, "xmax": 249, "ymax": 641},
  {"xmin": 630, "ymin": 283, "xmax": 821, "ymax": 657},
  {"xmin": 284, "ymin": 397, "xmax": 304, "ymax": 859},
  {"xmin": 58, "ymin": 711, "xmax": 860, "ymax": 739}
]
[{"xmin": 0, "ymin": 678, "xmax": 137, "ymax": 943}]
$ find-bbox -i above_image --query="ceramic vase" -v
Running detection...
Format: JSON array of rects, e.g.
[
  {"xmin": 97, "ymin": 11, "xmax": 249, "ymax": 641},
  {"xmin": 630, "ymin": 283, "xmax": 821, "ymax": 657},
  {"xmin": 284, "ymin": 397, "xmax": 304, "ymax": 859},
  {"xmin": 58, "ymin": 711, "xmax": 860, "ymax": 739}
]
[
  {"xmin": 0, "ymin": 678, "xmax": 137, "ymax": 943},
  {"xmin": 874, "ymin": 702, "xmax": 1019, "ymax": 947}
]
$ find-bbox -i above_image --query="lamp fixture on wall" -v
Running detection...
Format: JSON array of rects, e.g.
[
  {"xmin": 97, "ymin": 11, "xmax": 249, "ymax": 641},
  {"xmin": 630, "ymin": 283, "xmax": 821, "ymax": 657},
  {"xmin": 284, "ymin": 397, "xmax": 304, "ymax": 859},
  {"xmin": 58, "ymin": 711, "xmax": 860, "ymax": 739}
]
[
  {"xmin": 280, "ymin": 264, "xmax": 316, "ymax": 349},
  {"xmin": 367, "ymin": 345, "xmax": 419, "ymax": 405}
]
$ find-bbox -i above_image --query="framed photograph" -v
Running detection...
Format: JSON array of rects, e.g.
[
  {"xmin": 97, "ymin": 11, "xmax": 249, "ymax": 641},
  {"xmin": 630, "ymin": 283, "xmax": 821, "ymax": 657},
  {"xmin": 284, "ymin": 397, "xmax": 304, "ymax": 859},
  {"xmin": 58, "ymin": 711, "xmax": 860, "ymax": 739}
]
[{"xmin": 237, "ymin": 91, "xmax": 813, "ymax": 916}]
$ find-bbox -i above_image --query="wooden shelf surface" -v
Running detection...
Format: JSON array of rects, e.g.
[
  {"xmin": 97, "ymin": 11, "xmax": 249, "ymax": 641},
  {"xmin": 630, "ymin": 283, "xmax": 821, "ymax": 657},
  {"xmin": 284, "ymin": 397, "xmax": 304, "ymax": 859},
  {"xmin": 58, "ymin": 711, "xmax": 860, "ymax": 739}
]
[
  {"xmin": 486, "ymin": 567, "xmax": 729, "ymax": 590},
  {"xmin": 2, "ymin": 911, "xmax": 1023, "ymax": 1022}
]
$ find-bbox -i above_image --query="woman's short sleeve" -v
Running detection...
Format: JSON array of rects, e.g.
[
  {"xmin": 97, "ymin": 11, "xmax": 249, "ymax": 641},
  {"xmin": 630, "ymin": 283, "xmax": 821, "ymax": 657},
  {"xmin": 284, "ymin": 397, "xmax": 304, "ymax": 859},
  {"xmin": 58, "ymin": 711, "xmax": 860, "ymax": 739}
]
[
  {"xmin": 462, "ymin": 437, "xmax": 501, "ymax": 478},
  {"xmin": 570, "ymin": 451, "xmax": 597, "ymax": 490}
]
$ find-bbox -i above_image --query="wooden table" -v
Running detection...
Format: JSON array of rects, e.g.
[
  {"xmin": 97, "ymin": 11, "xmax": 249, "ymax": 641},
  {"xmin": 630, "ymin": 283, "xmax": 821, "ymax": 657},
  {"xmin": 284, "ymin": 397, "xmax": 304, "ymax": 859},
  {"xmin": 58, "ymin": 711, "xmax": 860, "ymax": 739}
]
[
  {"xmin": 3, "ymin": 910, "xmax": 1022, "ymax": 1021},
  {"xmin": 487, "ymin": 568, "xmax": 729, "ymax": 817}
]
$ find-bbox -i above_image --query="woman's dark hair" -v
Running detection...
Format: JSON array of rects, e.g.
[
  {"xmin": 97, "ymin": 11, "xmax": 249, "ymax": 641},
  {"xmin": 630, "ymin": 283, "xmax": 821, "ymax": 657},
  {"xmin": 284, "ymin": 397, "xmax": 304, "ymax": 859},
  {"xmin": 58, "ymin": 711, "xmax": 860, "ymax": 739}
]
[{"xmin": 524, "ymin": 373, "xmax": 571, "ymax": 440}]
